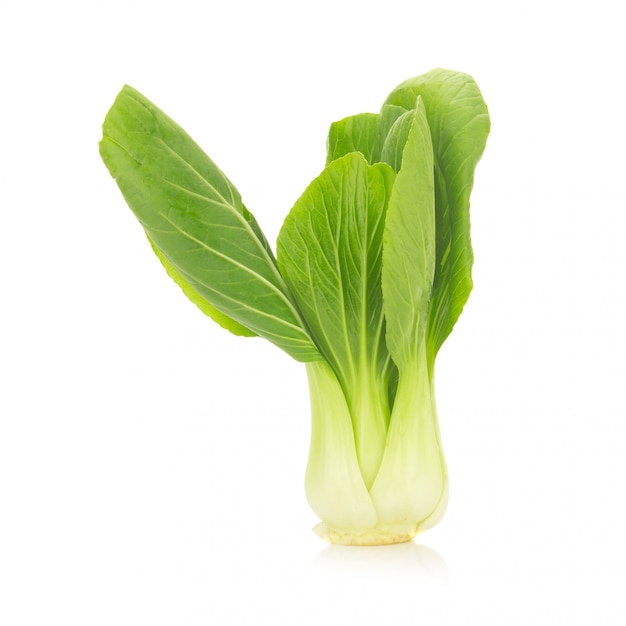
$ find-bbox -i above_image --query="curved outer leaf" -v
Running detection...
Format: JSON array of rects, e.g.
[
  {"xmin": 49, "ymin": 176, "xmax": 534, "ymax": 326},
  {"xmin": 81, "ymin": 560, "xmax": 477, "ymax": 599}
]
[
  {"xmin": 385, "ymin": 68, "xmax": 490, "ymax": 357},
  {"xmin": 100, "ymin": 85, "xmax": 320, "ymax": 362},
  {"xmin": 148, "ymin": 238, "xmax": 255, "ymax": 337}
]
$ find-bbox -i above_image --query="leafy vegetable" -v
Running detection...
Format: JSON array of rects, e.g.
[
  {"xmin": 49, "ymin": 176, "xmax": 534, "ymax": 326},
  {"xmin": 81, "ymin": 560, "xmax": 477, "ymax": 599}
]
[{"xmin": 100, "ymin": 69, "xmax": 490, "ymax": 545}]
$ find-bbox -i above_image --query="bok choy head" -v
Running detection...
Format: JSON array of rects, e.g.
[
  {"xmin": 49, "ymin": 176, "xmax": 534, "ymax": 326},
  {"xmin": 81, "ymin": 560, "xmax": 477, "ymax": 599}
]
[{"xmin": 99, "ymin": 68, "xmax": 490, "ymax": 545}]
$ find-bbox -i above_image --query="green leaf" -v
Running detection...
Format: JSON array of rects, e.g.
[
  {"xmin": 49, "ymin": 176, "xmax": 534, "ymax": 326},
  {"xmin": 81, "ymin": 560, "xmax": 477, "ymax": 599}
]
[
  {"xmin": 326, "ymin": 105, "xmax": 406, "ymax": 167},
  {"xmin": 326, "ymin": 113, "xmax": 380, "ymax": 164},
  {"xmin": 374, "ymin": 104, "xmax": 410, "ymax": 166},
  {"xmin": 277, "ymin": 152, "xmax": 395, "ymax": 388},
  {"xmin": 100, "ymin": 85, "xmax": 320, "ymax": 362},
  {"xmin": 385, "ymin": 69, "xmax": 490, "ymax": 356},
  {"xmin": 382, "ymin": 98, "xmax": 436, "ymax": 368},
  {"xmin": 148, "ymin": 237, "xmax": 255, "ymax": 337}
]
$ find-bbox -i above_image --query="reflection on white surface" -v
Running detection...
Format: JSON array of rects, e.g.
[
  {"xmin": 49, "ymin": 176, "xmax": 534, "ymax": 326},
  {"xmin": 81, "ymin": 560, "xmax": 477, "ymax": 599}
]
[{"xmin": 313, "ymin": 541, "xmax": 448, "ymax": 583}]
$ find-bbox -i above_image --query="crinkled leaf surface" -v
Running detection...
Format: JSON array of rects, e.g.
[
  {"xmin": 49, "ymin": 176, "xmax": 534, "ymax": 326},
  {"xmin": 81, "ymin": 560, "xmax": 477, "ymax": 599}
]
[{"xmin": 100, "ymin": 86, "xmax": 320, "ymax": 361}]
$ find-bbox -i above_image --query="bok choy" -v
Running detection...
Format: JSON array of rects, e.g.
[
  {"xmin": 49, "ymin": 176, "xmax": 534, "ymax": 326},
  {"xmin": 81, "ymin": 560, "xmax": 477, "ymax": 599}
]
[{"xmin": 99, "ymin": 68, "xmax": 490, "ymax": 545}]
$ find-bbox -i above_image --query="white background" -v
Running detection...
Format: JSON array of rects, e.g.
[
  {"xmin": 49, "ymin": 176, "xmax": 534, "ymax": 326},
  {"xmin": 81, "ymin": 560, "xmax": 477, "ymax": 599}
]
[{"xmin": 1, "ymin": 1, "xmax": 625, "ymax": 624}]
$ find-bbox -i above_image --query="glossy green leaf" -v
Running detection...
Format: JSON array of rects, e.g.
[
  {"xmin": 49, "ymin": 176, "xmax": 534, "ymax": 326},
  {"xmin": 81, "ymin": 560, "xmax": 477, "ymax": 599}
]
[
  {"xmin": 148, "ymin": 238, "xmax": 255, "ymax": 337},
  {"xmin": 382, "ymin": 98, "xmax": 435, "ymax": 368},
  {"xmin": 100, "ymin": 85, "xmax": 320, "ymax": 362},
  {"xmin": 385, "ymin": 69, "xmax": 490, "ymax": 356}
]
